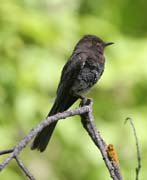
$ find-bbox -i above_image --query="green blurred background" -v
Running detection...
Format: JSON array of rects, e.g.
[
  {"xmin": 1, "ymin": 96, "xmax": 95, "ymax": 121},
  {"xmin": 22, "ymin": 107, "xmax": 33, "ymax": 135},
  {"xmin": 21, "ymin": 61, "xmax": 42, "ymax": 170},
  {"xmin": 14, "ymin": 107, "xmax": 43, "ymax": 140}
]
[{"xmin": 0, "ymin": 0, "xmax": 147, "ymax": 179}]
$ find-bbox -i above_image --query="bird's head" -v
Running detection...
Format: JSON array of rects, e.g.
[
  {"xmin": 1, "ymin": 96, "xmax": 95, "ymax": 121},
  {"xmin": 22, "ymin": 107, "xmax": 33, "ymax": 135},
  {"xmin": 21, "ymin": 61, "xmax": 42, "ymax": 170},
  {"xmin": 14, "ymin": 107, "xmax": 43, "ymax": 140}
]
[{"xmin": 75, "ymin": 34, "xmax": 114, "ymax": 53}]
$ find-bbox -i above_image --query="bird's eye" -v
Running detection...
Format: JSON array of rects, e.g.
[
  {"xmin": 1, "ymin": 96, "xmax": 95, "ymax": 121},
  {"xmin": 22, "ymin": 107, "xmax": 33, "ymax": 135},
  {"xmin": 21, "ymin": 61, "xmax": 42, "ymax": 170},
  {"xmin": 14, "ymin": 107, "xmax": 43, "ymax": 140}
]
[{"xmin": 96, "ymin": 42, "xmax": 100, "ymax": 46}]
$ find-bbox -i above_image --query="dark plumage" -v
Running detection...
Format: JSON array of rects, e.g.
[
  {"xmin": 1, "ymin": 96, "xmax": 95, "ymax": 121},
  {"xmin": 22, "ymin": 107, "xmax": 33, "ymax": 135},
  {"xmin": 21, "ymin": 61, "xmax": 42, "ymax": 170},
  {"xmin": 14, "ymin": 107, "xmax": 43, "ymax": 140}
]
[{"xmin": 31, "ymin": 34, "xmax": 113, "ymax": 152}]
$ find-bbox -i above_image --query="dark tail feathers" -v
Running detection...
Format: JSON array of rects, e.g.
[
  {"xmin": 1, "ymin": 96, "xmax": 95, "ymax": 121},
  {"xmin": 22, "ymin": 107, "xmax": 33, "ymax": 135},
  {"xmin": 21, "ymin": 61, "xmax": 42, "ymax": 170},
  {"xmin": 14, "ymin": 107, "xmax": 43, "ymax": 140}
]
[
  {"xmin": 31, "ymin": 95, "xmax": 78, "ymax": 152},
  {"xmin": 31, "ymin": 122, "xmax": 57, "ymax": 152}
]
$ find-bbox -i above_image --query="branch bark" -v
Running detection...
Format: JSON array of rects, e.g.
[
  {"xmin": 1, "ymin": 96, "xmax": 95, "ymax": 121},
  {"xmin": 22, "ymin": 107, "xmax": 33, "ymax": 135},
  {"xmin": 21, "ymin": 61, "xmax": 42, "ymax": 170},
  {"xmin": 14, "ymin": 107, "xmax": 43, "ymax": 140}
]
[{"xmin": 0, "ymin": 98, "xmax": 123, "ymax": 180}]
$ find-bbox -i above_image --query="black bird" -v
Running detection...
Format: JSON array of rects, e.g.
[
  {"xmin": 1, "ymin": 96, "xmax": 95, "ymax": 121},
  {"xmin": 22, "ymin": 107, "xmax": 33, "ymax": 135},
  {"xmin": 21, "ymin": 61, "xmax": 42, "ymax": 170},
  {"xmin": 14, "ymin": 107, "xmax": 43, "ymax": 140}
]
[{"xmin": 31, "ymin": 34, "xmax": 113, "ymax": 152}]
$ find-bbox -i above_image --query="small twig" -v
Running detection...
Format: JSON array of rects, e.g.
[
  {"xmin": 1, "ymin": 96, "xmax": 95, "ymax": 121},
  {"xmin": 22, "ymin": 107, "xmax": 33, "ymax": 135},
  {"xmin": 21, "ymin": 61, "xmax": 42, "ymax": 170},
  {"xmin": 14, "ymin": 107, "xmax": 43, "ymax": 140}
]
[
  {"xmin": 15, "ymin": 156, "xmax": 36, "ymax": 180},
  {"xmin": 125, "ymin": 117, "xmax": 141, "ymax": 180},
  {"xmin": 0, "ymin": 148, "xmax": 14, "ymax": 155}
]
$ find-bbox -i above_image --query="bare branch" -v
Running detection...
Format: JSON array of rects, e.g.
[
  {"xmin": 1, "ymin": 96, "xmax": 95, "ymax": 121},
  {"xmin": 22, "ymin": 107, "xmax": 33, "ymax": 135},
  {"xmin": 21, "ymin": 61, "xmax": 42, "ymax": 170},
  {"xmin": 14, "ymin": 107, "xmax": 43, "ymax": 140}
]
[
  {"xmin": 0, "ymin": 148, "xmax": 14, "ymax": 155},
  {"xmin": 80, "ymin": 98, "xmax": 123, "ymax": 180},
  {"xmin": 125, "ymin": 117, "xmax": 141, "ymax": 180},
  {"xmin": 0, "ymin": 99, "xmax": 123, "ymax": 180}
]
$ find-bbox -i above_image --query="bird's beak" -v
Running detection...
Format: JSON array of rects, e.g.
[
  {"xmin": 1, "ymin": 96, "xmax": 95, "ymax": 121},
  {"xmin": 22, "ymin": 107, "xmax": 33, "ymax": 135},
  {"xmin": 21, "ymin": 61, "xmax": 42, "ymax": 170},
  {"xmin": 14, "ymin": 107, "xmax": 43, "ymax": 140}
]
[{"xmin": 104, "ymin": 42, "xmax": 114, "ymax": 47}]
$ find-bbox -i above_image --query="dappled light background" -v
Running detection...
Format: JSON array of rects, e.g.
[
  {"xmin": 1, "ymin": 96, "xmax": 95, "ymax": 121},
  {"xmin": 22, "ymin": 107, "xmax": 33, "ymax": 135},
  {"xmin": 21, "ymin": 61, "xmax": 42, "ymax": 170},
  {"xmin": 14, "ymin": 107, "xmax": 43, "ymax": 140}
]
[{"xmin": 0, "ymin": 0, "xmax": 147, "ymax": 179}]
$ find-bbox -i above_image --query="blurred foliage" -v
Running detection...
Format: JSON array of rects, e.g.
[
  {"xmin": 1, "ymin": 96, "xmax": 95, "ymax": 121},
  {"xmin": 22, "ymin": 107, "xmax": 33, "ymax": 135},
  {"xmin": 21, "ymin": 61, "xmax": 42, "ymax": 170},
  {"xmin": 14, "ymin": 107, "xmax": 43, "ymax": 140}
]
[{"xmin": 0, "ymin": 0, "xmax": 147, "ymax": 179}]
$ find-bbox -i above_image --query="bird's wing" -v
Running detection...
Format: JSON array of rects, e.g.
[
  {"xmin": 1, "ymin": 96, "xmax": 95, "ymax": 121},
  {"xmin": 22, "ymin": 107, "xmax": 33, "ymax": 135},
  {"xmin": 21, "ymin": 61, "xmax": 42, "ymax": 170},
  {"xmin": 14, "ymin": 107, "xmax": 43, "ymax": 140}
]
[{"xmin": 56, "ymin": 52, "xmax": 87, "ymax": 96}]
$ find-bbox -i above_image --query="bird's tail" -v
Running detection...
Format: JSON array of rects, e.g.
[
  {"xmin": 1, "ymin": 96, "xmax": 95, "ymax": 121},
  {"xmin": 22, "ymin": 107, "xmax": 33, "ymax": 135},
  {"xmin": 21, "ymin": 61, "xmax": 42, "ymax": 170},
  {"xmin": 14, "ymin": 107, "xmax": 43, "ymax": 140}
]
[{"xmin": 31, "ymin": 95, "xmax": 78, "ymax": 152}]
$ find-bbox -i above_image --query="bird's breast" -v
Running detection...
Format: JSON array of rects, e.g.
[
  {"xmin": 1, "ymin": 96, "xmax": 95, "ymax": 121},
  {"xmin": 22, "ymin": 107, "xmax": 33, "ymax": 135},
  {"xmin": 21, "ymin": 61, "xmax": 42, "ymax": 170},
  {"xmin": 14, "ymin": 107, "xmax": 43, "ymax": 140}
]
[{"xmin": 71, "ymin": 57, "xmax": 104, "ymax": 95}]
